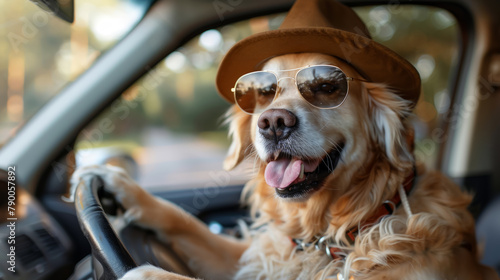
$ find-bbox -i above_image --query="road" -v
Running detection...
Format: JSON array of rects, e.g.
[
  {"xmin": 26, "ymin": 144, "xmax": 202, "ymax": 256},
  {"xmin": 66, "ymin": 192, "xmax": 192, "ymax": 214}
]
[{"xmin": 131, "ymin": 128, "xmax": 253, "ymax": 191}]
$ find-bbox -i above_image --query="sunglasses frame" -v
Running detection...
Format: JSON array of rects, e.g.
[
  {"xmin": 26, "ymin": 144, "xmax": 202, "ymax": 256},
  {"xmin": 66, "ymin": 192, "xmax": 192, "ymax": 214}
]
[{"xmin": 231, "ymin": 65, "xmax": 367, "ymax": 114}]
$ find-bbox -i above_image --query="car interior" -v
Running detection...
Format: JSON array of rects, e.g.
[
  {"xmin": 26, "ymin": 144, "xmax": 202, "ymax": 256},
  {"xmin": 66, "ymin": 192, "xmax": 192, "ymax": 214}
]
[{"xmin": 0, "ymin": 0, "xmax": 499, "ymax": 279}]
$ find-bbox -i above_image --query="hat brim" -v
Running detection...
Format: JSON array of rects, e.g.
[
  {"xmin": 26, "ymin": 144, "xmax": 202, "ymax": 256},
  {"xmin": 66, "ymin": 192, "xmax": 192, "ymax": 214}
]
[{"xmin": 216, "ymin": 27, "xmax": 421, "ymax": 107}]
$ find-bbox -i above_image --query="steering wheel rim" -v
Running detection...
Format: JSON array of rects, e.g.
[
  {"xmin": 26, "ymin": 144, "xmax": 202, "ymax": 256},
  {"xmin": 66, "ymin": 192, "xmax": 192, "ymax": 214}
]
[{"xmin": 74, "ymin": 175, "xmax": 137, "ymax": 280}]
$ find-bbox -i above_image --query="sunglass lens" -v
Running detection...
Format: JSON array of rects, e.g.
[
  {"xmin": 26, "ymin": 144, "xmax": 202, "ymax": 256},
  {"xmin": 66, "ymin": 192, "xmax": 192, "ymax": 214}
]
[
  {"xmin": 234, "ymin": 72, "xmax": 277, "ymax": 114},
  {"xmin": 296, "ymin": 66, "xmax": 348, "ymax": 108}
]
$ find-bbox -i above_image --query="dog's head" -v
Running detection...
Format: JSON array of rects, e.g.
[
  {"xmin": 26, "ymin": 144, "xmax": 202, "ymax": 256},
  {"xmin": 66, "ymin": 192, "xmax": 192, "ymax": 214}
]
[{"xmin": 224, "ymin": 53, "xmax": 414, "ymax": 210}]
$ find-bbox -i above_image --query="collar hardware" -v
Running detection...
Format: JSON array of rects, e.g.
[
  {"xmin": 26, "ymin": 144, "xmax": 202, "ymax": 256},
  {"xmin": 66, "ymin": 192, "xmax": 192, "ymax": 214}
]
[{"xmin": 291, "ymin": 166, "xmax": 416, "ymax": 260}]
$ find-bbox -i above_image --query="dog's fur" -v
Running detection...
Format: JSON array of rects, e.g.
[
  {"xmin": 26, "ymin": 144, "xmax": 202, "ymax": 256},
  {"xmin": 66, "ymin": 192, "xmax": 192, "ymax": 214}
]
[{"xmin": 72, "ymin": 53, "xmax": 498, "ymax": 279}]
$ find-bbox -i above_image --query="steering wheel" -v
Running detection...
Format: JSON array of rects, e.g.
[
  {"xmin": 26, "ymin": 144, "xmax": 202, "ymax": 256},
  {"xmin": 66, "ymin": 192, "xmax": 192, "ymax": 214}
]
[
  {"xmin": 74, "ymin": 176, "xmax": 137, "ymax": 279},
  {"xmin": 74, "ymin": 175, "xmax": 194, "ymax": 280}
]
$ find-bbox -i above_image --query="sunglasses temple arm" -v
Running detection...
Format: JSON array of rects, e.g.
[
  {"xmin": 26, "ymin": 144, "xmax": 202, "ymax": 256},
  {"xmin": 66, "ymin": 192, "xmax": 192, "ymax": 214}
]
[{"xmin": 349, "ymin": 77, "xmax": 370, "ymax": 83}]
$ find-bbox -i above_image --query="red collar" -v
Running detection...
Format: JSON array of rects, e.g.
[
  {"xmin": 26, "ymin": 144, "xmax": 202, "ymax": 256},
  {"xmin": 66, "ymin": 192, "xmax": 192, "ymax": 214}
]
[{"xmin": 291, "ymin": 168, "xmax": 416, "ymax": 259}]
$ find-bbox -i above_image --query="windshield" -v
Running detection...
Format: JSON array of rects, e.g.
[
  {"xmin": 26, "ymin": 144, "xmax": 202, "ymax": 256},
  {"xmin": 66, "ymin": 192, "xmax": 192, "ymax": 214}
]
[{"xmin": 0, "ymin": 0, "xmax": 151, "ymax": 145}]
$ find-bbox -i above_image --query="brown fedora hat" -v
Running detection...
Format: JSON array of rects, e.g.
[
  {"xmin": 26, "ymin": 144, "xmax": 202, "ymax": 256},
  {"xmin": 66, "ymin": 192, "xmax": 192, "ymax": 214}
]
[{"xmin": 216, "ymin": 0, "xmax": 421, "ymax": 107}]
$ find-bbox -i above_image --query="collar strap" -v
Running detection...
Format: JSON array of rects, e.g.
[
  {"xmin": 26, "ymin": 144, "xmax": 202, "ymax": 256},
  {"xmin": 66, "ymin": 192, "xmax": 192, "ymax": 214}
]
[
  {"xmin": 345, "ymin": 167, "xmax": 416, "ymax": 243},
  {"xmin": 291, "ymin": 166, "xmax": 416, "ymax": 259}
]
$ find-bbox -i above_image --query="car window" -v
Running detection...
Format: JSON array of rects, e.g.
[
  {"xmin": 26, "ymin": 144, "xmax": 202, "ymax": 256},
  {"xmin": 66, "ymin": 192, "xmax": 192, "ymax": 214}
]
[
  {"xmin": 75, "ymin": 5, "xmax": 459, "ymax": 191},
  {"xmin": 355, "ymin": 6, "xmax": 459, "ymax": 168},
  {"xmin": 0, "ymin": 0, "xmax": 150, "ymax": 145}
]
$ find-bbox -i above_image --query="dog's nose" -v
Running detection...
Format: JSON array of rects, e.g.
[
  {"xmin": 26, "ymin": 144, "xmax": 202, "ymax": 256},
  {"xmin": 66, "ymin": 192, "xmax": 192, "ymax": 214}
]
[{"xmin": 258, "ymin": 109, "xmax": 297, "ymax": 141}]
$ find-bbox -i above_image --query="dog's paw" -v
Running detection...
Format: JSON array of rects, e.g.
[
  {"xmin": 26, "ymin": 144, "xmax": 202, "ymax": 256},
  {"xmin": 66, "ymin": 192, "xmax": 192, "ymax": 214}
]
[
  {"xmin": 70, "ymin": 164, "xmax": 150, "ymax": 223},
  {"xmin": 120, "ymin": 265, "xmax": 194, "ymax": 280},
  {"xmin": 119, "ymin": 265, "xmax": 163, "ymax": 280}
]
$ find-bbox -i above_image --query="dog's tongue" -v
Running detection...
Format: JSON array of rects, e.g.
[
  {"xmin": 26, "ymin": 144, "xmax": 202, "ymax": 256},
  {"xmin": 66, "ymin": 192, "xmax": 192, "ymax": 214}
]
[{"xmin": 265, "ymin": 158, "xmax": 321, "ymax": 189}]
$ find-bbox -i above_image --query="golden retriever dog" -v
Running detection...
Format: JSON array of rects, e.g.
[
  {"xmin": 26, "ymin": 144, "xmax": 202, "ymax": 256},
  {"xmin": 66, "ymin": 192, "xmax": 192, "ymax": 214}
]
[
  {"xmin": 71, "ymin": 0, "xmax": 500, "ymax": 278},
  {"xmin": 72, "ymin": 52, "xmax": 498, "ymax": 279}
]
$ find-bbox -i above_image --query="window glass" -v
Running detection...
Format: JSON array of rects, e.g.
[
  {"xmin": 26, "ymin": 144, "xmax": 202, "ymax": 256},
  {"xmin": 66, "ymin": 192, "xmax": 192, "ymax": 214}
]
[
  {"xmin": 75, "ymin": 6, "xmax": 459, "ymax": 190},
  {"xmin": 355, "ymin": 6, "xmax": 459, "ymax": 168},
  {"xmin": 0, "ymin": 0, "xmax": 149, "ymax": 145}
]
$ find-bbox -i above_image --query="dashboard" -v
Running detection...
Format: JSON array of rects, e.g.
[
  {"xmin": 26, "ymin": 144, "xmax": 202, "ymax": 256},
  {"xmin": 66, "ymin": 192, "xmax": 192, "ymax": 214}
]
[{"xmin": 0, "ymin": 170, "xmax": 73, "ymax": 280}]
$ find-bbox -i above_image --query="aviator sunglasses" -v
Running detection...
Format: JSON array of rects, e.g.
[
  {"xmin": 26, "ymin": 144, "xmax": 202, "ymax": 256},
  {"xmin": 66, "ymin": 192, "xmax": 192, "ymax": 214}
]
[{"xmin": 232, "ymin": 65, "xmax": 366, "ymax": 114}]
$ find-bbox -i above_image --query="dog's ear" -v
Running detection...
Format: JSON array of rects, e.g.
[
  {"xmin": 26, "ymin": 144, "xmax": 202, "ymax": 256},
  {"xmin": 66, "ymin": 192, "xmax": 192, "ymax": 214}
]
[
  {"xmin": 223, "ymin": 106, "xmax": 253, "ymax": 171},
  {"xmin": 364, "ymin": 83, "xmax": 414, "ymax": 167}
]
